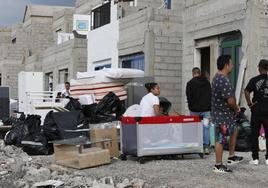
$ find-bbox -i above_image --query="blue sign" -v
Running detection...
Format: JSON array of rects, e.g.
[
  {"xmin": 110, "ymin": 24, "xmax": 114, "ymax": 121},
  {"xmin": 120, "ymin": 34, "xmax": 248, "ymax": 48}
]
[{"xmin": 76, "ymin": 20, "xmax": 88, "ymax": 31}]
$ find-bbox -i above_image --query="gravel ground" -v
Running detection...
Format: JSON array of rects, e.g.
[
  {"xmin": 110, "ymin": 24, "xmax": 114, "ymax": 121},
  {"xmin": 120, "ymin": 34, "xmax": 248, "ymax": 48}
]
[
  {"xmin": 82, "ymin": 151, "xmax": 268, "ymax": 188},
  {"xmin": 1, "ymin": 139, "xmax": 268, "ymax": 188}
]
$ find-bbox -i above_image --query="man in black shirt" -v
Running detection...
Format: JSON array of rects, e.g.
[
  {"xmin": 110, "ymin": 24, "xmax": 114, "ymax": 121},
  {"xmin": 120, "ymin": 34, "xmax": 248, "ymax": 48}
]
[
  {"xmin": 245, "ymin": 59, "xmax": 268, "ymax": 165},
  {"xmin": 186, "ymin": 67, "xmax": 211, "ymax": 154}
]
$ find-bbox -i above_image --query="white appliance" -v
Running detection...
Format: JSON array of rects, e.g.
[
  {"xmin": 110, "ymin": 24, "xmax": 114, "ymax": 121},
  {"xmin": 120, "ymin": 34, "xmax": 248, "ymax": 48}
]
[{"xmin": 18, "ymin": 72, "xmax": 43, "ymax": 113}]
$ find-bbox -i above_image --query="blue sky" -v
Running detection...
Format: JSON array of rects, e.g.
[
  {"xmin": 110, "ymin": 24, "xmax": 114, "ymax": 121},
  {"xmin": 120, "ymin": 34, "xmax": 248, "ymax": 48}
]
[{"xmin": 0, "ymin": 0, "xmax": 75, "ymax": 27}]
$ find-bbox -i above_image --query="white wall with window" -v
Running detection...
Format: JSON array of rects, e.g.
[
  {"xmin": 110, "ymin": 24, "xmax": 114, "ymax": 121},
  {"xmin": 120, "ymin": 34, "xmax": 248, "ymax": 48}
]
[{"xmin": 87, "ymin": 0, "xmax": 119, "ymax": 71}]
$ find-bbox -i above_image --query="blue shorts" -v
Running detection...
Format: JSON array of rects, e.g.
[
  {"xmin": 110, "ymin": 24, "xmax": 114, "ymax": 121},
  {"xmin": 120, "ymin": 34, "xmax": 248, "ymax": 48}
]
[{"xmin": 215, "ymin": 123, "xmax": 237, "ymax": 144}]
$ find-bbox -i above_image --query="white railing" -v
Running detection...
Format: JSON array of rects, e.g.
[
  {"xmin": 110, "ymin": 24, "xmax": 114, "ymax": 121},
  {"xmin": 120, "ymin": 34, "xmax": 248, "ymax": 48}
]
[{"xmin": 25, "ymin": 91, "xmax": 67, "ymax": 115}]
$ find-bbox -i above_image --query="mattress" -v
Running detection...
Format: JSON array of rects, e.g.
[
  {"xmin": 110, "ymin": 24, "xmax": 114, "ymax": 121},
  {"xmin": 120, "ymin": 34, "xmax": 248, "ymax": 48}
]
[{"xmin": 70, "ymin": 82, "xmax": 127, "ymax": 102}]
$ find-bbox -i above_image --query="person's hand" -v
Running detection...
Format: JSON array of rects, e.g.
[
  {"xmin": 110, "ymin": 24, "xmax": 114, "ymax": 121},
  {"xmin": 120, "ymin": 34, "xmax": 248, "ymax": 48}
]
[
  {"xmin": 235, "ymin": 107, "xmax": 241, "ymax": 116},
  {"xmin": 248, "ymin": 101, "xmax": 257, "ymax": 109}
]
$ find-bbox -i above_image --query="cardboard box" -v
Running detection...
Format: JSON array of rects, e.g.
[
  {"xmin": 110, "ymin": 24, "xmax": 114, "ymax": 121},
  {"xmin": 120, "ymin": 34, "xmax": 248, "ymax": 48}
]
[
  {"xmin": 90, "ymin": 127, "xmax": 119, "ymax": 157},
  {"xmin": 53, "ymin": 145, "xmax": 110, "ymax": 169}
]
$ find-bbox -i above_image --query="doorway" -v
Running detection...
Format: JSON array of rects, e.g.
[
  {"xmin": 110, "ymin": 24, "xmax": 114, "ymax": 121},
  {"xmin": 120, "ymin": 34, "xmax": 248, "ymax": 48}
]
[
  {"xmin": 200, "ymin": 47, "xmax": 211, "ymax": 80},
  {"xmin": 220, "ymin": 33, "xmax": 242, "ymax": 88}
]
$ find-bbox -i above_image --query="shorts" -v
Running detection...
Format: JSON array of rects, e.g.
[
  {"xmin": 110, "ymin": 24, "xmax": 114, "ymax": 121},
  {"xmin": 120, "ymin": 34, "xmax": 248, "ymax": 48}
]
[{"xmin": 215, "ymin": 123, "xmax": 237, "ymax": 144}]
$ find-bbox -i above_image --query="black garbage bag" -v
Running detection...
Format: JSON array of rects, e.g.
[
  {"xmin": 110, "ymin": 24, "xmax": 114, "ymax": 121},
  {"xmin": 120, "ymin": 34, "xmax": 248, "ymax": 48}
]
[
  {"xmin": 43, "ymin": 111, "xmax": 87, "ymax": 140},
  {"xmin": 53, "ymin": 111, "xmax": 87, "ymax": 139},
  {"xmin": 95, "ymin": 92, "xmax": 120, "ymax": 114},
  {"xmin": 43, "ymin": 111, "xmax": 61, "ymax": 141},
  {"xmin": 90, "ymin": 114, "xmax": 117, "ymax": 124},
  {"xmin": 4, "ymin": 121, "xmax": 29, "ymax": 146},
  {"xmin": 2, "ymin": 113, "xmax": 25, "ymax": 125},
  {"xmin": 159, "ymin": 97, "xmax": 172, "ymax": 116},
  {"xmin": 65, "ymin": 97, "xmax": 82, "ymax": 111},
  {"xmin": 116, "ymin": 101, "xmax": 126, "ymax": 119},
  {"xmin": 18, "ymin": 113, "xmax": 26, "ymax": 121},
  {"xmin": 95, "ymin": 92, "xmax": 126, "ymax": 120},
  {"xmin": 235, "ymin": 121, "xmax": 251, "ymax": 151},
  {"xmin": 22, "ymin": 133, "xmax": 54, "ymax": 155},
  {"xmin": 4, "ymin": 115, "xmax": 41, "ymax": 146},
  {"xmin": 82, "ymin": 103, "xmax": 97, "ymax": 118}
]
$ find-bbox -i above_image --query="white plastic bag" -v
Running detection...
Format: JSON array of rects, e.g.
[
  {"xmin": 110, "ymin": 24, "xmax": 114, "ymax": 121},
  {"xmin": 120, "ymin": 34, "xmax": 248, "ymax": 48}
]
[{"xmin": 259, "ymin": 135, "xmax": 266, "ymax": 151}]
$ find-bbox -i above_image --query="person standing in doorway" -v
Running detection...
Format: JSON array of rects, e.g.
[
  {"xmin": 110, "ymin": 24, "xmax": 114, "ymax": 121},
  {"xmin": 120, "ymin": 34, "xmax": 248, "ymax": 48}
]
[
  {"xmin": 186, "ymin": 67, "xmax": 211, "ymax": 155},
  {"xmin": 244, "ymin": 59, "xmax": 268, "ymax": 165},
  {"xmin": 211, "ymin": 55, "xmax": 243, "ymax": 173},
  {"xmin": 61, "ymin": 82, "xmax": 71, "ymax": 98}
]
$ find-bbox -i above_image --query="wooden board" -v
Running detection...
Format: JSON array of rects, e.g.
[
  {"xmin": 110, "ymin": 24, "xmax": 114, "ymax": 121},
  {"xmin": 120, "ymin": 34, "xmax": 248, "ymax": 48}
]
[
  {"xmin": 90, "ymin": 128, "xmax": 119, "ymax": 157},
  {"xmin": 53, "ymin": 145, "xmax": 110, "ymax": 169}
]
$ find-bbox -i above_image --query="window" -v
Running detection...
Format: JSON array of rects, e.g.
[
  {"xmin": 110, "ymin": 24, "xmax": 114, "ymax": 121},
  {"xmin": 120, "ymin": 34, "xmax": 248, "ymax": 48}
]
[
  {"xmin": 0, "ymin": 73, "xmax": 2, "ymax": 86},
  {"xmin": 56, "ymin": 28, "xmax": 62, "ymax": 33},
  {"xmin": 45, "ymin": 72, "xmax": 53, "ymax": 91},
  {"xmin": 121, "ymin": 53, "xmax": 145, "ymax": 71},
  {"xmin": 95, "ymin": 64, "xmax": 111, "ymax": 71},
  {"xmin": 12, "ymin": 38, "xmax": 16, "ymax": 44},
  {"xmin": 92, "ymin": 2, "xmax": 111, "ymax": 29},
  {"xmin": 220, "ymin": 34, "xmax": 242, "ymax": 88},
  {"xmin": 164, "ymin": 0, "xmax": 171, "ymax": 9},
  {"xmin": 58, "ymin": 69, "xmax": 68, "ymax": 84}
]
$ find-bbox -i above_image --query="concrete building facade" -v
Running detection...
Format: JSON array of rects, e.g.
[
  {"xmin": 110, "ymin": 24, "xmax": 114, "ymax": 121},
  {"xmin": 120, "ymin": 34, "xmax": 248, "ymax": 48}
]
[
  {"xmin": 182, "ymin": 0, "xmax": 268, "ymax": 115},
  {"xmin": 0, "ymin": 4, "xmax": 88, "ymax": 97},
  {"xmin": 1, "ymin": 0, "xmax": 268, "ymax": 115}
]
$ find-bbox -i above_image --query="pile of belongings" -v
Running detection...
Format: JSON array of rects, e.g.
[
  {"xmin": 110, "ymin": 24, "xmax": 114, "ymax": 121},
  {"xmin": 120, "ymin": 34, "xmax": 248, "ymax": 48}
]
[{"xmin": 4, "ymin": 92, "xmax": 125, "ymax": 156}]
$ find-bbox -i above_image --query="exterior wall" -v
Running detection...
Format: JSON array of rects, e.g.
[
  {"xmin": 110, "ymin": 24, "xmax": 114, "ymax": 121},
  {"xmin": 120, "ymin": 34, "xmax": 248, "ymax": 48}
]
[
  {"xmin": 119, "ymin": 7, "xmax": 183, "ymax": 110},
  {"xmin": 258, "ymin": 2, "xmax": 268, "ymax": 60},
  {"xmin": 41, "ymin": 38, "xmax": 87, "ymax": 89},
  {"xmin": 0, "ymin": 24, "xmax": 31, "ymax": 98},
  {"xmin": 136, "ymin": 0, "xmax": 183, "ymax": 10},
  {"xmin": 25, "ymin": 54, "xmax": 43, "ymax": 71},
  {"xmin": 87, "ymin": 0, "xmax": 119, "ymax": 70},
  {"xmin": 182, "ymin": 0, "xmax": 251, "ymax": 114},
  {"xmin": 24, "ymin": 17, "xmax": 54, "ymax": 55},
  {"xmin": 0, "ymin": 28, "xmax": 11, "ymax": 61},
  {"xmin": 75, "ymin": 0, "xmax": 93, "ymax": 14},
  {"xmin": 53, "ymin": 8, "xmax": 75, "ymax": 41},
  {"xmin": 0, "ymin": 5, "xmax": 76, "ymax": 98},
  {"xmin": 118, "ymin": 9, "xmax": 147, "ymax": 56},
  {"xmin": 153, "ymin": 9, "xmax": 183, "ymax": 110},
  {"xmin": 0, "ymin": 60, "xmax": 24, "ymax": 99}
]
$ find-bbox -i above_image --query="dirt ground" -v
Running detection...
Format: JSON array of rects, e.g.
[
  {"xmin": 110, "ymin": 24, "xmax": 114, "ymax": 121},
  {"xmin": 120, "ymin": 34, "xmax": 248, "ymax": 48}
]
[
  {"xmin": 1, "ymin": 141, "xmax": 268, "ymax": 188},
  {"xmin": 82, "ymin": 151, "xmax": 268, "ymax": 188}
]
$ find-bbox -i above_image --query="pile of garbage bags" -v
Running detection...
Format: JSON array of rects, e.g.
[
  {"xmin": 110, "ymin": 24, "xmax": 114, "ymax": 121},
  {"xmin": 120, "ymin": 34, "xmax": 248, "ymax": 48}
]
[{"xmin": 4, "ymin": 92, "xmax": 125, "ymax": 156}]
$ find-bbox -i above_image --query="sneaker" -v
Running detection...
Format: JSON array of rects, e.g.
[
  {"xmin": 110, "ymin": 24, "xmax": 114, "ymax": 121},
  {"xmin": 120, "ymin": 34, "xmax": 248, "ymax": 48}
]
[
  {"xmin": 249, "ymin": 159, "xmax": 259, "ymax": 165},
  {"xmin": 227, "ymin": 155, "xmax": 244, "ymax": 165},
  {"xmin": 213, "ymin": 164, "xmax": 232, "ymax": 173},
  {"xmin": 266, "ymin": 159, "xmax": 268, "ymax": 165},
  {"xmin": 204, "ymin": 147, "xmax": 210, "ymax": 155}
]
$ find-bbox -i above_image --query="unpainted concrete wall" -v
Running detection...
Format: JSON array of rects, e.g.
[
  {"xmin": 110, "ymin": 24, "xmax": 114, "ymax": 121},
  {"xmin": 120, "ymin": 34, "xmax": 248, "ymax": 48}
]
[
  {"xmin": 119, "ymin": 7, "xmax": 183, "ymax": 110},
  {"xmin": 41, "ymin": 38, "xmax": 87, "ymax": 89}
]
